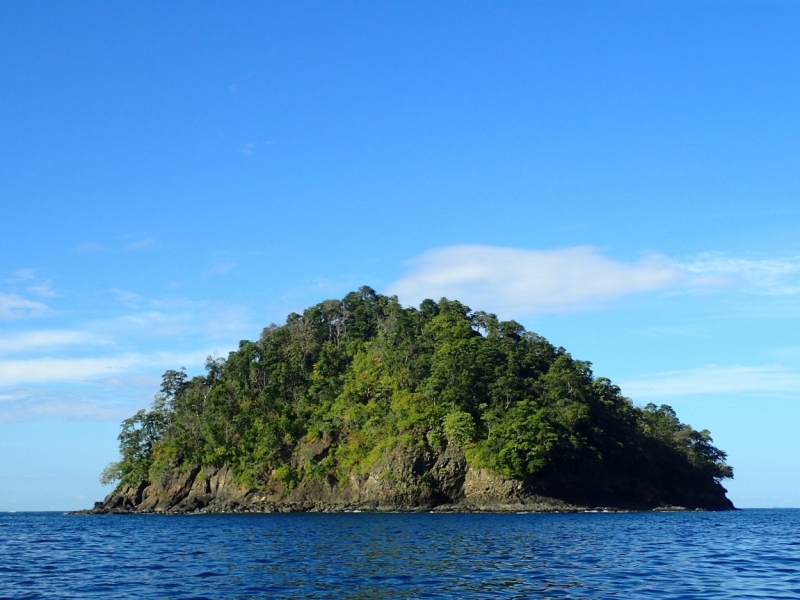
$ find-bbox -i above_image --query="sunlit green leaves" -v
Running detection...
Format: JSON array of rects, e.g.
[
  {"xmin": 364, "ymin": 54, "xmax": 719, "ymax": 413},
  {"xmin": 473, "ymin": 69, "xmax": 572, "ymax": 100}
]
[{"xmin": 105, "ymin": 287, "xmax": 733, "ymax": 499}]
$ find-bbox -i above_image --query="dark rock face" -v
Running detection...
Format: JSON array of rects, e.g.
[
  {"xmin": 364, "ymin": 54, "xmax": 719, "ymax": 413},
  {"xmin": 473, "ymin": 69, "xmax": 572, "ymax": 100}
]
[{"xmin": 86, "ymin": 446, "xmax": 734, "ymax": 514}]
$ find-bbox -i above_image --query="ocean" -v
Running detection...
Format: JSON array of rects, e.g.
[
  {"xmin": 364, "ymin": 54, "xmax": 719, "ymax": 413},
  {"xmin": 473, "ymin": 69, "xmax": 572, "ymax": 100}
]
[{"xmin": 1, "ymin": 510, "xmax": 798, "ymax": 598}]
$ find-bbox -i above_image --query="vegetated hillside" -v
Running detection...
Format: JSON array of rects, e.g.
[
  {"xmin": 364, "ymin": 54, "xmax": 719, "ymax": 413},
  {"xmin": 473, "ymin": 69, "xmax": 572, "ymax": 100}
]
[{"xmin": 98, "ymin": 287, "xmax": 733, "ymax": 512}]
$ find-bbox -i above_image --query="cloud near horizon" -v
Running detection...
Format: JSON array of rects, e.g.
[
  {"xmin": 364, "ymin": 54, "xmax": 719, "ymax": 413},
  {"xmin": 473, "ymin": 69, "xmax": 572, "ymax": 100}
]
[
  {"xmin": 621, "ymin": 364, "xmax": 800, "ymax": 400},
  {"xmin": 387, "ymin": 245, "xmax": 800, "ymax": 317},
  {"xmin": 0, "ymin": 351, "xmax": 212, "ymax": 388},
  {"xmin": 0, "ymin": 330, "xmax": 111, "ymax": 355},
  {"xmin": 387, "ymin": 245, "xmax": 683, "ymax": 316},
  {"xmin": 0, "ymin": 293, "xmax": 52, "ymax": 320},
  {"xmin": 0, "ymin": 282, "xmax": 258, "ymax": 421},
  {"xmin": 0, "ymin": 389, "xmax": 144, "ymax": 422},
  {"xmin": 679, "ymin": 252, "xmax": 800, "ymax": 295}
]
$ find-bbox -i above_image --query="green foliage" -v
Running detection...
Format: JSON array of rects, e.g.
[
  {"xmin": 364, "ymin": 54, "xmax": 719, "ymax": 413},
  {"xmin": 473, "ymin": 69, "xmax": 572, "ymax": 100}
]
[
  {"xmin": 116, "ymin": 407, "xmax": 169, "ymax": 486},
  {"xmin": 640, "ymin": 403, "xmax": 734, "ymax": 481},
  {"xmin": 103, "ymin": 286, "xmax": 733, "ymax": 499},
  {"xmin": 443, "ymin": 410, "xmax": 477, "ymax": 446},
  {"xmin": 491, "ymin": 401, "xmax": 562, "ymax": 477},
  {"xmin": 273, "ymin": 464, "xmax": 300, "ymax": 489},
  {"xmin": 99, "ymin": 461, "xmax": 121, "ymax": 486}
]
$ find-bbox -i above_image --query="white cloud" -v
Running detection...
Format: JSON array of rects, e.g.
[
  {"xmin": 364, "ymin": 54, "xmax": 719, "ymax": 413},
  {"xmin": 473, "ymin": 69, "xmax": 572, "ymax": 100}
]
[
  {"xmin": 0, "ymin": 351, "xmax": 210, "ymax": 387},
  {"xmin": 621, "ymin": 365, "xmax": 800, "ymax": 400},
  {"xmin": 0, "ymin": 293, "xmax": 52, "ymax": 320},
  {"xmin": 387, "ymin": 246, "xmax": 800, "ymax": 316},
  {"xmin": 387, "ymin": 245, "xmax": 682, "ymax": 316},
  {"xmin": 0, "ymin": 292, "xmax": 253, "ymax": 421},
  {"xmin": 205, "ymin": 261, "xmax": 236, "ymax": 276},
  {"xmin": 26, "ymin": 279, "xmax": 56, "ymax": 298},
  {"xmin": 7, "ymin": 269, "xmax": 36, "ymax": 282},
  {"xmin": 110, "ymin": 288, "xmax": 145, "ymax": 305},
  {"xmin": 0, "ymin": 354, "xmax": 209, "ymax": 421},
  {"xmin": 117, "ymin": 310, "xmax": 169, "ymax": 328},
  {"xmin": 76, "ymin": 241, "xmax": 103, "ymax": 253},
  {"xmin": 3, "ymin": 270, "xmax": 57, "ymax": 299},
  {"xmin": 238, "ymin": 142, "xmax": 255, "ymax": 155},
  {"xmin": 107, "ymin": 300, "xmax": 252, "ymax": 341},
  {"xmin": 0, "ymin": 387, "xmax": 148, "ymax": 422},
  {"xmin": 681, "ymin": 253, "xmax": 800, "ymax": 295},
  {"xmin": 0, "ymin": 398, "xmax": 141, "ymax": 422},
  {"xmin": 124, "ymin": 236, "xmax": 156, "ymax": 251},
  {"xmin": 0, "ymin": 330, "xmax": 111, "ymax": 355}
]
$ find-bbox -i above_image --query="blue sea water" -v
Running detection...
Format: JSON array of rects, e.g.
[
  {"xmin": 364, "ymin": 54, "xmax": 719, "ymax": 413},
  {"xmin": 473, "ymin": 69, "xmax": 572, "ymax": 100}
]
[{"xmin": 1, "ymin": 510, "xmax": 798, "ymax": 599}]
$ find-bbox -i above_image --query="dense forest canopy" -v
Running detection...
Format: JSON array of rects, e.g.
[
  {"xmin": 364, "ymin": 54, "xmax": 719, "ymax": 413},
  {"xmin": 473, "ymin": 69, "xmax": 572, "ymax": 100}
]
[{"xmin": 102, "ymin": 287, "xmax": 732, "ymax": 502}]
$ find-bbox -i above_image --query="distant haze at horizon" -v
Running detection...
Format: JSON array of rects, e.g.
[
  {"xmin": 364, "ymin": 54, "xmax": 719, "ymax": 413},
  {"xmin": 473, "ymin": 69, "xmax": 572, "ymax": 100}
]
[{"xmin": 2, "ymin": 1, "xmax": 800, "ymax": 510}]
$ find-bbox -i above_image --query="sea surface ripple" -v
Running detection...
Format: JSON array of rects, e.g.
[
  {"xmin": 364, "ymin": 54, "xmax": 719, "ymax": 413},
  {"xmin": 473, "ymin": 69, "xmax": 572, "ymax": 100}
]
[{"xmin": 1, "ymin": 510, "xmax": 799, "ymax": 599}]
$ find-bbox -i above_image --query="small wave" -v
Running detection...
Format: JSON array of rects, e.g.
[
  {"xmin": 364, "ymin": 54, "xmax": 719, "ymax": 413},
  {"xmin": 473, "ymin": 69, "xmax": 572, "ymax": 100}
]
[{"xmin": 1, "ymin": 509, "xmax": 798, "ymax": 598}]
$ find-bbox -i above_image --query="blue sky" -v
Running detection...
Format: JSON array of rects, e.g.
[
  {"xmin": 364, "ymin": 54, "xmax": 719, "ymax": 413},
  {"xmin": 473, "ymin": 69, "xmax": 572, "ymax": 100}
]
[{"xmin": 2, "ymin": 1, "xmax": 800, "ymax": 510}]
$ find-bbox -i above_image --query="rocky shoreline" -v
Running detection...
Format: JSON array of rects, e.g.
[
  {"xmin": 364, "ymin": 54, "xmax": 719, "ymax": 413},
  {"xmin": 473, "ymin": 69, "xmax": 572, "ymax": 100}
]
[{"xmin": 77, "ymin": 446, "xmax": 734, "ymax": 515}]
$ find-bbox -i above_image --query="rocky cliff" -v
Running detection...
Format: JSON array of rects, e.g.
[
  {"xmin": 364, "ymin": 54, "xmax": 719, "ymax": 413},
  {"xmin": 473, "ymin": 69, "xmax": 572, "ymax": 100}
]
[{"xmin": 87, "ymin": 444, "xmax": 734, "ymax": 514}]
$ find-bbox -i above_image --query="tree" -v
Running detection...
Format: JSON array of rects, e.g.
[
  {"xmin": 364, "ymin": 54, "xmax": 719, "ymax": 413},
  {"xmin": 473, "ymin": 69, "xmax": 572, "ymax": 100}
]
[
  {"xmin": 100, "ymin": 288, "xmax": 733, "ymax": 506},
  {"xmin": 443, "ymin": 410, "xmax": 477, "ymax": 446},
  {"xmin": 115, "ymin": 408, "xmax": 169, "ymax": 485}
]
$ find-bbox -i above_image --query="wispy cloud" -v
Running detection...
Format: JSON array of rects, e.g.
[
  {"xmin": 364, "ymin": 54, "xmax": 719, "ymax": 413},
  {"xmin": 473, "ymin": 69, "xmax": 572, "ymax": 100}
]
[
  {"xmin": 4, "ymin": 270, "xmax": 58, "ymax": 298},
  {"xmin": 0, "ymin": 351, "xmax": 211, "ymax": 388},
  {"xmin": 237, "ymin": 140, "xmax": 272, "ymax": 155},
  {"xmin": 681, "ymin": 253, "xmax": 800, "ymax": 295},
  {"xmin": 7, "ymin": 269, "xmax": 37, "ymax": 283},
  {"xmin": 387, "ymin": 245, "xmax": 683, "ymax": 316},
  {"xmin": 0, "ymin": 350, "xmax": 210, "ymax": 421},
  {"xmin": 238, "ymin": 142, "xmax": 255, "ymax": 155},
  {"xmin": 388, "ymin": 246, "xmax": 800, "ymax": 317},
  {"xmin": 109, "ymin": 288, "xmax": 145, "ymax": 305},
  {"xmin": 0, "ymin": 293, "xmax": 52, "ymax": 320},
  {"xmin": 0, "ymin": 301, "xmax": 250, "ymax": 421},
  {"xmin": 26, "ymin": 279, "xmax": 56, "ymax": 298},
  {"xmin": 124, "ymin": 236, "xmax": 156, "ymax": 251},
  {"xmin": 205, "ymin": 261, "xmax": 236, "ymax": 276},
  {"xmin": 0, "ymin": 387, "xmax": 151, "ymax": 422},
  {"xmin": 0, "ymin": 286, "xmax": 253, "ymax": 421},
  {"xmin": 109, "ymin": 301, "xmax": 251, "ymax": 341},
  {"xmin": 0, "ymin": 397, "xmax": 141, "ymax": 422},
  {"xmin": 621, "ymin": 364, "xmax": 800, "ymax": 400},
  {"xmin": 0, "ymin": 330, "xmax": 110, "ymax": 355},
  {"xmin": 76, "ymin": 242, "xmax": 103, "ymax": 253}
]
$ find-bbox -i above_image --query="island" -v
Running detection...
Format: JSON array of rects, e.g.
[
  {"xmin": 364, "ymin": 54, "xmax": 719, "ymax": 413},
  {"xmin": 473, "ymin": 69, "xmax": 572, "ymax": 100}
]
[{"xmin": 87, "ymin": 287, "xmax": 734, "ymax": 514}]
